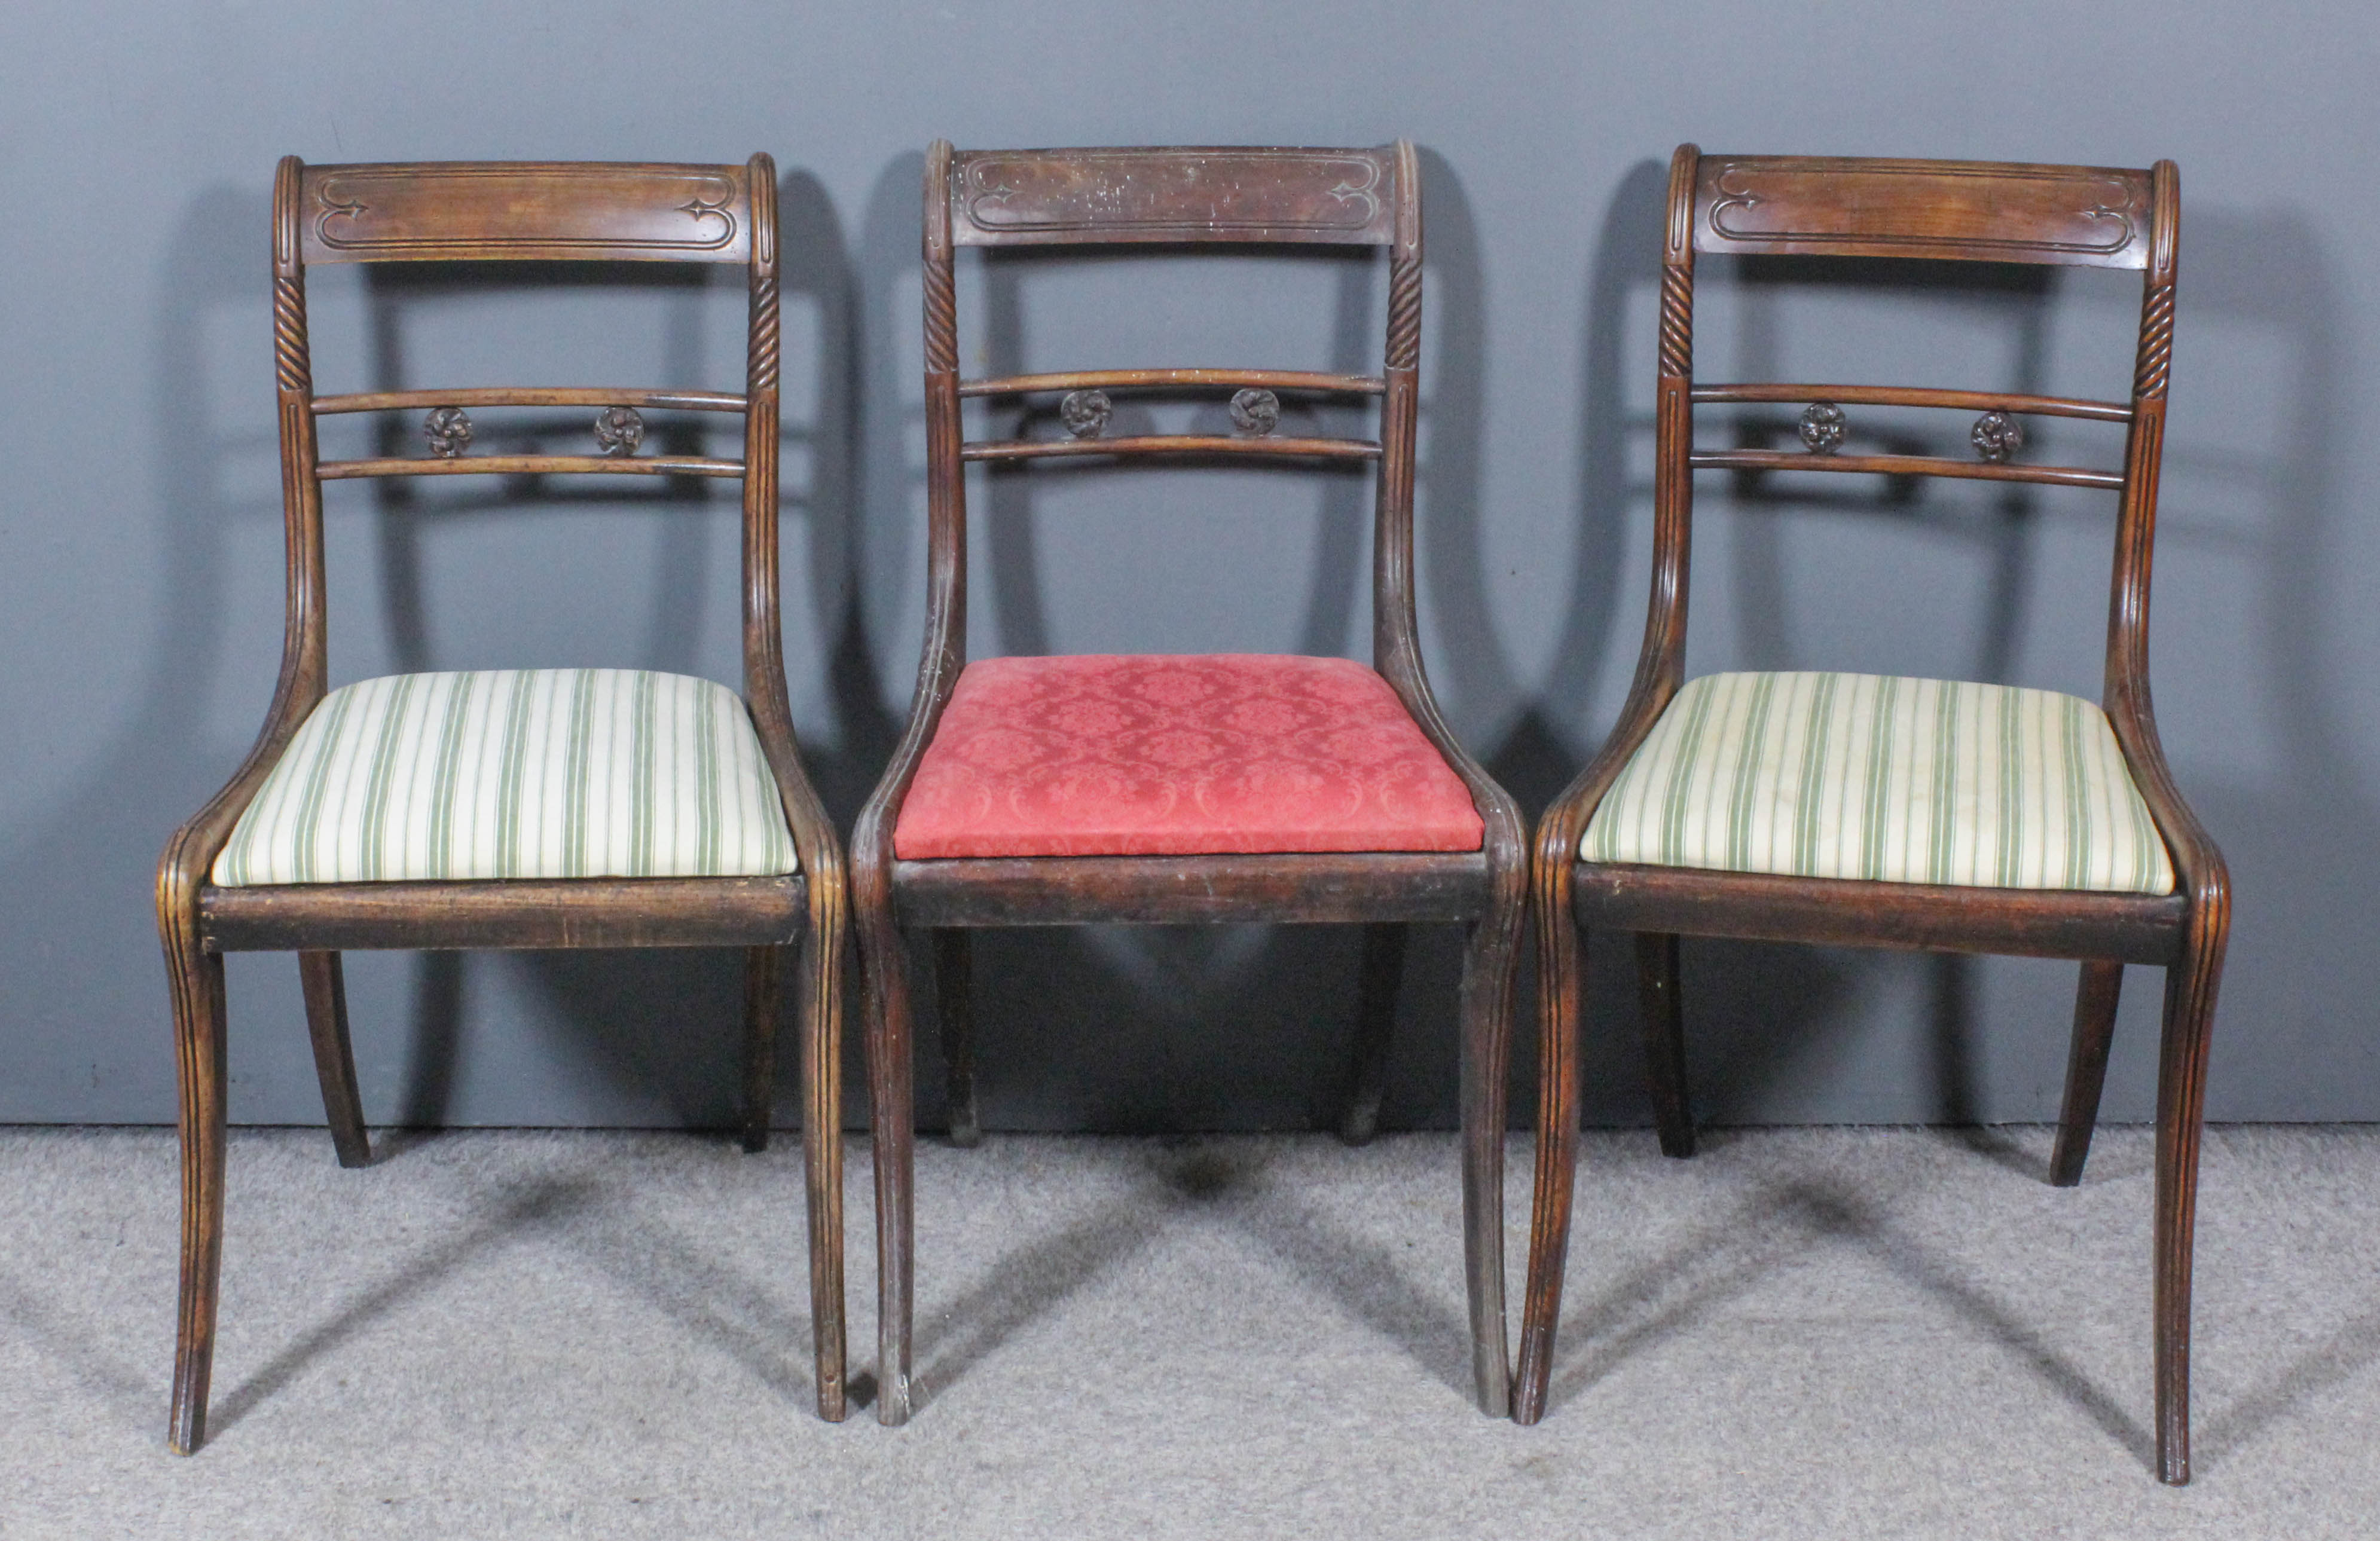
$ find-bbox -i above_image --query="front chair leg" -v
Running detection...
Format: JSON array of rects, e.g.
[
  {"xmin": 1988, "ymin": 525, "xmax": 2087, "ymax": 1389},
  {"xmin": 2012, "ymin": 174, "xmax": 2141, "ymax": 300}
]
[
  {"xmin": 932, "ymin": 929, "xmax": 979, "ymax": 1148},
  {"xmin": 2153, "ymin": 916, "xmax": 2226, "ymax": 1485},
  {"xmin": 857, "ymin": 903, "xmax": 918, "ymax": 1425},
  {"xmin": 164, "ymin": 928, "xmax": 228, "ymax": 1455},
  {"xmin": 1513, "ymin": 909, "xmax": 1585, "ymax": 1426},
  {"xmin": 741, "ymin": 946, "xmax": 781, "ymax": 1154},
  {"xmin": 1459, "ymin": 898, "xmax": 1522, "ymax": 1418},
  {"xmin": 298, "ymin": 950, "xmax": 371, "ymax": 1168},
  {"xmin": 1634, "ymin": 932, "xmax": 1694, "ymax": 1158},
  {"xmin": 1339, "ymin": 922, "xmax": 1408, "ymax": 1145},
  {"xmin": 2049, "ymin": 960, "xmax": 2124, "ymax": 1187}
]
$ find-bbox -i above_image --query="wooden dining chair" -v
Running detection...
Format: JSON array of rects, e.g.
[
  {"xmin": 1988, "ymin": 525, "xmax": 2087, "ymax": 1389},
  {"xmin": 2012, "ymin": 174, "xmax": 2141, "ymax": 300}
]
[
  {"xmin": 1513, "ymin": 148, "xmax": 2228, "ymax": 1484},
  {"xmin": 852, "ymin": 141, "xmax": 1526, "ymax": 1425},
  {"xmin": 154, "ymin": 157, "xmax": 847, "ymax": 1452}
]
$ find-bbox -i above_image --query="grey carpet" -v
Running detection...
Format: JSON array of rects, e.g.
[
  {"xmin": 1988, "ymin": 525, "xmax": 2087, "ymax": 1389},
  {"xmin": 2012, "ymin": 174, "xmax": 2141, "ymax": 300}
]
[{"xmin": 3, "ymin": 1125, "xmax": 2376, "ymax": 1539}]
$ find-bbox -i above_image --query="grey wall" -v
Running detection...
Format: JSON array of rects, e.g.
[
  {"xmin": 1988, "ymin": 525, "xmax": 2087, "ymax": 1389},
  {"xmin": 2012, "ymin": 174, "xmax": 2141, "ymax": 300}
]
[{"xmin": 2, "ymin": 1, "xmax": 2374, "ymax": 1132}]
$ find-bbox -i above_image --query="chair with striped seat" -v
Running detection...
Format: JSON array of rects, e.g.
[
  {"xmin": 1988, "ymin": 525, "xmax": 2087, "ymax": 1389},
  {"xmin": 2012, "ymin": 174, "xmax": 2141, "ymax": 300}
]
[
  {"xmin": 1514, "ymin": 149, "xmax": 2228, "ymax": 1485},
  {"xmin": 154, "ymin": 158, "xmax": 848, "ymax": 1452}
]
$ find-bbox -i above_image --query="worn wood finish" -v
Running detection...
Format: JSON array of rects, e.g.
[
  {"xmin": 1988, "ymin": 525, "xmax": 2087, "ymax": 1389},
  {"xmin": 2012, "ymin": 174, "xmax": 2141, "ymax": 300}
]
[
  {"xmin": 961, "ymin": 368, "xmax": 1383, "ymax": 398},
  {"xmin": 1514, "ymin": 148, "xmax": 2229, "ymax": 1486},
  {"xmin": 154, "ymin": 155, "xmax": 847, "ymax": 1452},
  {"xmin": 1338, "ymin": 923, "xmax": 1408, "ymax": 1146},
  {"xmin": 317, "ymin": 453, "xmax": 743, "ymax": 480},
  {"xmin": 2051, "ymin": 961, "xmax": 2125, "ymax": 1185},
  {"xmin": 740, "ymin": 946, "xmax": 782, "ymax": 1155},
  {"xmin": 853, "ymin": 141, "xmax": 1525, "ymax": 1426},
  {"xmin": 1688, "ymin": 448, "xmax": 2122, "ymax": 491},
  {"xmin": 1690, "ymin": 383, "xmax": 2132, "ymax": 423},
  {"xmin": 313, "ymin": 387, "xmax": 748, "ymax": 415}
]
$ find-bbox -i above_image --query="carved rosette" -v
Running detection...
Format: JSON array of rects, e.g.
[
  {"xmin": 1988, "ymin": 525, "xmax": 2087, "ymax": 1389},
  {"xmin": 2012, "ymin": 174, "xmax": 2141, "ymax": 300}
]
[
  {"xmin": 1970, "ymin": 411, "xmax": 2024, "ymax": 462},
  {"xmin": 423, "ymin": 406, "xmax": 474, "ymax": 458},
  {"xmin": 1059, "ymin": 389, "xmax": 1111, "ymax": 439},
  {"xmin": 1798, "ymin": 401, "xmax": 1846, "ymax": 455},
  {"xmin": 594, "ymin": 405, "xmax": 646, "ymax": 457},
  {"xmin": 1229, "ymin": 388, "xmax": 1282, "ymax": 437}
]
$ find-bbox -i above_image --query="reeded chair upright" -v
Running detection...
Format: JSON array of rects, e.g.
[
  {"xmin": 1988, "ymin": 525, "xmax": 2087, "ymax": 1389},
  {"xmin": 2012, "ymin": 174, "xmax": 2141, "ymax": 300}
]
[
  {"xmin": 853, "ymin": 142, "xmax": 1527, "ymax": 1424},
  {"xmin": 155, "ymin": 157, "xmax": 848, "ymax": 1453},
  {"xmin": 1514, "ymin": 148, "xmax": 2227, "ymax": 1484}
]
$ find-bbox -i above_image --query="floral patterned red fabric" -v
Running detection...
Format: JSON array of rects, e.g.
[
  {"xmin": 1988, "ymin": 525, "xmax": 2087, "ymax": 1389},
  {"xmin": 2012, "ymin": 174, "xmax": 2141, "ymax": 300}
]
[{"xmin": 894, "ymin": 654, "xmax": 1487, "ymax": 859}]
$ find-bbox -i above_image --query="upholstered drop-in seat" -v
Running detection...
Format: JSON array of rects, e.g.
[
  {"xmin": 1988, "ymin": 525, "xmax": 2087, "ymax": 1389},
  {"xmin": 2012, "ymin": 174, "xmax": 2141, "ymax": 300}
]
[
  {"xmin": 213, "ymin": 668, "xmax": 798, "ymax": 886},
  {"xmin": 1584, "ymin": 671, "xmax": 2175, "ymax": 894},
  {"xmin": 893, "ymin": 653, "xmax": 1487, "ymax": 860}
]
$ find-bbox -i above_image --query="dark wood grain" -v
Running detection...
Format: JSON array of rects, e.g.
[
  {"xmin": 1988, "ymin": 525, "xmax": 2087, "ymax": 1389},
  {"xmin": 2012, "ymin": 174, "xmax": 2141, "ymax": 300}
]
[
  {"xmin": 854, "ymin": 141, "xmax": 1524, "ymax": 1426},
  {"xmin": 1633, "ymin": 932, "xmax": 1694, "ymax": 1158},
  {"xmin": 154, "ymin": 155, "xmax": 847, "ymax": 1452},
  {"xmin": 1338, "ymin": 923, "xmax": 1408, "ymax": 1145},
  {"xmin": 1514, "ymin": 148, "xmax": 2228, "ymax": 1488}
]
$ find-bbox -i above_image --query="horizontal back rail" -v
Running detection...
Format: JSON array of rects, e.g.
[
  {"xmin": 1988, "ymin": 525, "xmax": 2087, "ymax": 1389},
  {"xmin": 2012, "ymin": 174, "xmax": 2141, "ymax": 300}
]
[
  {"xmin": 960, "ymin": 435, "xmax": 1380, "ymax": 464},
  {"xmin": 314, "ymin": 387, "xmax": 747, "ymax": 415},
  {"xmin": 960, "ymin": 369, "xmax": 1384, "ymax": 398},
  {"xmin": 949, "ymin": 147, "xmax": 1398, "ymax": 247},
  {"xmin": 317, "ymin": 454, "xmax": 743, "ymax": 481},
  {"xmin": 1689, "ymin": 449, "xmax": 2122, "ymax": 490},
  {"xmin": 1692, "ymin": 383, "xmax": 2133, "ymax": 423},
  {"xmin": 298, "ymin": 163, "xmax": 754, "ymax": 265},
  {"xmin": 1694, "ymin": 155, "xmax": 2154, "ymax": 269}
]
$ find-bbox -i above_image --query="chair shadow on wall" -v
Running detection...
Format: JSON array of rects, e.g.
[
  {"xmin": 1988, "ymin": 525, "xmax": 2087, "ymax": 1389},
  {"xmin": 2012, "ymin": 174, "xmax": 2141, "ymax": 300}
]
[{"xmin": 353, "ymin": 169, "xmax": 865, "ymax": 1142}]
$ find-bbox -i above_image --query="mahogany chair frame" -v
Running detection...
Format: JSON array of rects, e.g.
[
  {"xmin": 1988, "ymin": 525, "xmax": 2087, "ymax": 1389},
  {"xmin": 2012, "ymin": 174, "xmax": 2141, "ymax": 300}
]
[
  {"xmin": 1513, "ymin": 148, "xmax": 2229, "ymax": 1484},
  {"xmin": 154, "ymin": 157, "xmax": 848, "ymax": 1452},
  {"xmin": 851, "ymin": 142, "xmax": 1527, "ymax": 1424}
]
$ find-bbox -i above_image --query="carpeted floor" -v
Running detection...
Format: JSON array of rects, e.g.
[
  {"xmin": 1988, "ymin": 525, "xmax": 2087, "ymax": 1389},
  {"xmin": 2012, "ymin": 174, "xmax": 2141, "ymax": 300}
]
[{"xmin": 2, "ymin": 1124, "xmax": 2376, "ymax": 1539}]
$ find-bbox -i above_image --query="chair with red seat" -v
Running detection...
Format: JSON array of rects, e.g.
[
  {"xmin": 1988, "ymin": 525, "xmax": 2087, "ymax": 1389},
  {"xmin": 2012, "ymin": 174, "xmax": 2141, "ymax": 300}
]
[{"xmin": 851, "ymin": 141, "xmax": 1527, "ymax": 1424}]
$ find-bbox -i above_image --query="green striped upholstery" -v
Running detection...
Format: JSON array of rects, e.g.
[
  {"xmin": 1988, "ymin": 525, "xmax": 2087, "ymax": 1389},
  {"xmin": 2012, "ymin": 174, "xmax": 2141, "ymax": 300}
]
[
  {"xmin": 213, "ymin": 669, "xmax": 798, "ymax": 886},
  {"xmin": 1582, "ymin": 672, "xmax": 2174, "ymax": 894}
]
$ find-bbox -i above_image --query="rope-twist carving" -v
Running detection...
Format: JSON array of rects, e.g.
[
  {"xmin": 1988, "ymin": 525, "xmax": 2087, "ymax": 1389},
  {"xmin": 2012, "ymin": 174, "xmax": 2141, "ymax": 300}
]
[
  {"xmin": 2132, "ymin": 280, "xmax": 2174, "ymax": 400},
  {"xmin": 747, "ymin": 274, "xmax": 780, "ymax": 394},
  {"xmin": 1658, "ymin": 264, "xmax": 1693, "ymax": 380},
  {"xmin": 922, "ymin": 256, "xmax": 959, "ymax": 375},
  {"xmin": 1385, "ymin": 256, "xmax": 1422, "ymax": 371},
  {"xmin": 272, "ymin": 275, "xmax": 311, "ymax": 395}
]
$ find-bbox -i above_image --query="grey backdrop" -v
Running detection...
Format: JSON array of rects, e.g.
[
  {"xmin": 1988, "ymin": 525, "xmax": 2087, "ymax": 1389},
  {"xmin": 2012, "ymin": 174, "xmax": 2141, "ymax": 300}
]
[{"xmin": 2, "ymin": 1, "xmax": 2373, "ymax": 1133}]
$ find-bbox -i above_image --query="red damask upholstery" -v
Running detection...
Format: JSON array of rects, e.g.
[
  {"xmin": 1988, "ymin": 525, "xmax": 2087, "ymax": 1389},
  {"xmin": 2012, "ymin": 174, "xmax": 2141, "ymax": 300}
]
[{"xmin": 894, "ymin": 653, "xmax": 1486, "ymax": 859}]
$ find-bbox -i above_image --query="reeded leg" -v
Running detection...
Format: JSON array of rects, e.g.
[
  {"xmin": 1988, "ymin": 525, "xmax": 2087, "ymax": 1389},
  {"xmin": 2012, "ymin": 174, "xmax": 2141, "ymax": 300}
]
[
  {"xmin": 857, "ymin": 902, "xmax": 917, "ymax": 1425},
  {"xmin": 2153, "ymin": 919, "xmax": 2226, "ymax": 1484},
  {"xmin": 164, "ymin": 930, "xmax": 228, "ymax": 1454},
  {"xmin": 298, "ymin": 950, "xmax": 371, "ymax": 1169},
  {"xmin": 2049, "ymin": 959, "xmax": 2124, "ymax": 1187},
  {"xmin": 1513, "ymin": 909, "xmax": 1585, "ymax": 1426},
  {"xmin": 1339, "ymin": 922, "xmax": 1408, "ymax": 1145},
  {"xmin": 795, "ymin": 895, "xmax": 849, "ymax": 1421},
  {"xmin": 741, "ymin": 946, "xmax": 781, "ymax": 1154},
  {"xmin": 933, "ymin": 929, "xmax": 979, "ymax": 1148},
  {"xmin": 1459, "ymin": 893, "xmax": 1522, "ymax": 1417},
  {"xmin": 1634, "ymin": 932, "xmax": 1694, "ymax": 1158}
]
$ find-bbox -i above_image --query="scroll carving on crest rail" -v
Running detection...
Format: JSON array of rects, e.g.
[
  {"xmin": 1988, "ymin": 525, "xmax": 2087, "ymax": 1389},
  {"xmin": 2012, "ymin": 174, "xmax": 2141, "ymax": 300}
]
[
  {"xmin": 1698, "ymin": 158, "xmax": 2150, "ymax": 266},
  {"xmin": 951, "ymin": 149, "xmax": 1394, "ymax": 243},
  {"xmin": 304, "ymin": 166, "xmax": 746, "ymax": 260}
]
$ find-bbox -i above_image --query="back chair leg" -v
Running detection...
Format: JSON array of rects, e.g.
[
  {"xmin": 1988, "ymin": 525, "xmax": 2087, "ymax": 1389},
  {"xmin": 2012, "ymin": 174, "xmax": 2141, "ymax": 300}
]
[
  {"xmin": 1339, "ymin": 922, "xmax": 1409, "ymax": 1146},
  {"xmin": 2049, "ymin": 959, "xmax": 2124, "ymax": 1187},
  {"xmin": 857, "ymin": 903, "xmax": 918, "ymax": 1425},
  {"xmin": 1513, "ymin": 907, "xmax": 1585, "ymax": 1426},
  {"xmin": 164, "ymin": 926, "xmax": 228, "ymax": 1455},
  {"xmin": 2153, "ymin": 918, "xmax": 2226, "ymax": 1485},
  {"xmin": 1634, "ymin": 932, "xmax": 1694, "ymax": 1158},
  {"xmin": 741, "ymin": 946, "xmax": 781, "ymax": 1154},
  {"xmin": 933, "ymin": 929, "xmax": 979, "ymax": 1148},
  {"xmin": 298, "ymin": 950, "xmax": 371, "ymax": 1169},
  {"xmin": 1459, "ymin": 898, "xmax": 1522, "ymax": 1418},
  {"xmin": 793, "ymin": 921, "xmax": 848, "ymax": 1422}
]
